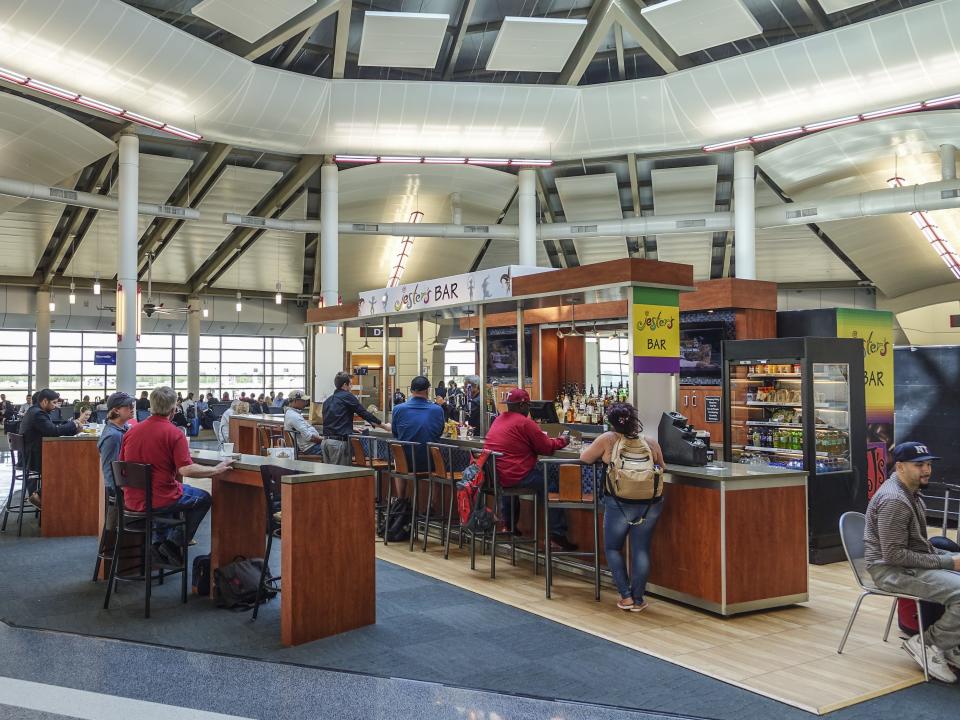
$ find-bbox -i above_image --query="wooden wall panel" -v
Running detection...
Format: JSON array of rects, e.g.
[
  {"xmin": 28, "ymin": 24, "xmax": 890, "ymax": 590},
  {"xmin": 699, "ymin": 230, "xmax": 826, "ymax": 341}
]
[
  {"xmin": 561, "ymin": 336, "xmax": 585, "ymax": 390},
  {"xmin": 540, "ymin": 330, "xmax": 560, "ymax": 401},
  {"xmin": 41, "ymin": 438, "xmax": 101, "ymax": 537},
  {"xmin": 680, "ymin": 278, "xmax": 777, "ymax": 313},
  {"xmin": 735, "ymin": 309, "xmax": 778, "ymax": 340}
]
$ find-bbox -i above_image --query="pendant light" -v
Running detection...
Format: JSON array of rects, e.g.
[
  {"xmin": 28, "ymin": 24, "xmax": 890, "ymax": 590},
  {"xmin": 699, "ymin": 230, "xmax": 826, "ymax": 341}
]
[
  {"xmin": 275, "ymin": 282, "xmax": 282, "ymax": 305},
  {"xmin": 69, "ymin": 281, "xmax": 76, "ymax": 305},
  {"xmin": 48, "ymin": 293, "xmax": 56, "ymax": 312},
  {"xmin": 201, "ymin": 297, "xmax": 209, "ymax": 318},
  {"xmin": 93, "ymin": 273, "xmax": 101, "ymax": 295},
  {"xmin": 273, "ymin": 235, "xmax": 282, "ymax": 304},
  {"xmin": 235, "ymin": 290, "xmax": 242, "ymax": 313},
  {"xmin": 359, "ymin": 324, "xmax": 371, "ymax": 350}
]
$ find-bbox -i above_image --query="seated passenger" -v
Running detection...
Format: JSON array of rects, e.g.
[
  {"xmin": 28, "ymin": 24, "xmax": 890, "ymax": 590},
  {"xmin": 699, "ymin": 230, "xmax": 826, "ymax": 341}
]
[
  {"xmin": 865, "ymin": 442, "xmax": 960, "ymax": 683},
  {"xmin": 284, "ymin": 390, "xmax": 323, "ymax": 458},
  {"xmin": 391, "ymin": 376, "xmax": 445, "ymax": 495},
  {"xmin": 217, "ymin": 399, "xmax": 249, "ymax": 445},
  {"xmin": 97, "ymin": 392, "xmax": 136, "ymax": 495}
]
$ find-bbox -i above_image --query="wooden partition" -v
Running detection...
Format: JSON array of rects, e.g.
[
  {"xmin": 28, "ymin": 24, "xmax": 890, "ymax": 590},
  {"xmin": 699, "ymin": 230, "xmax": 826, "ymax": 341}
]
[{"xmin": 41, "ymin": 436, "xmax": 101, "ymax": 537}]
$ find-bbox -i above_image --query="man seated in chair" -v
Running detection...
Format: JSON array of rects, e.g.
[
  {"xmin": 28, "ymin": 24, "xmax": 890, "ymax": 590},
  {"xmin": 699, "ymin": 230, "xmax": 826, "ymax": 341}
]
[
  {"xmin": 391, "ymin": 376, "xmax": 445, "ymax": 496},
  {"xmin": 865, "ymin": 441, "xmax": 960, "ymax": 683}
]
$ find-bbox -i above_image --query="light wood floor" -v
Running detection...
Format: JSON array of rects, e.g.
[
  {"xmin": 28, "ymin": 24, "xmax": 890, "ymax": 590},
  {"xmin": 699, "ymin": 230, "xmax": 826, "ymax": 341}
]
[{"xmin": 376, "ymin": 534, "xmax": 924, "ymax": 715}]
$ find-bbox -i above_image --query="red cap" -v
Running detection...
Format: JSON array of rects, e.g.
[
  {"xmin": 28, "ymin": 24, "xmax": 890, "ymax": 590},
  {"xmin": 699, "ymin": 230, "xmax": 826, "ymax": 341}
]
[{"xmin": 505, "ymin": 388, "xmax": 530, "ymax": 404}]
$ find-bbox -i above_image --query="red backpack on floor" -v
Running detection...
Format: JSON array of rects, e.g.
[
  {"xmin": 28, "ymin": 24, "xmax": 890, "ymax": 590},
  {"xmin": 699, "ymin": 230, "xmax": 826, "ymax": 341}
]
[
  {"xmin": 897, "ymin": 535, "xmax": 958, "ymax": 635},
  {"xmin": 456, "ymin": 450, "xmax": 494, "ymax": 532}
]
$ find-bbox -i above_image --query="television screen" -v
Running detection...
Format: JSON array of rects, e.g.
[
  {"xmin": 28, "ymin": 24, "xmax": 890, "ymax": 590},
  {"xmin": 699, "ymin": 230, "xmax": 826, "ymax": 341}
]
[
  {"xmin": 679, "ymin": 325, "xmax": 724, "ymax": 381},
  {"xmin": 486, "ymin": 327, "xmax": 532, "ymax": 380}
]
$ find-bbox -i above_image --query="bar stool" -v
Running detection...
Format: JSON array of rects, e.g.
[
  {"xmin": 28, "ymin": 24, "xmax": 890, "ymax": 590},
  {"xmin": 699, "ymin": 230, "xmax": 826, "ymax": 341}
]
[
  {"xmin": 0, "ymin": 433, "xmax": 40, "ymax": 537},
  {"xmin": 103, "ymin": 461, "xmax": 189, "ymax": 618},
  {"xmin": 252, "ymin": 465, "xmax": 296, "ymax": 620},
  {"xmin": 542, "ymin": 458, "xmax": 602, "ymax": 601},
  {"xmin": 350, "ymin": 434, "xmax": 390, "ymax": 528},
  {"xmin": 422, "ymin": 442, "xmax": 462, "ymax": 556},
  {"xmin": 257, "ymin": 425, "xmax": 283, "ymax": 455},
  {"xmin": 385, "ymin": 439, "xmax": 428, "ymax": 549},
  {"xmin": 284, "ymin": 430, "xmax": 324, "ymax": 461},
  {"xmin": 489, "ymin": 453, "xmax": 540, "ymax": 580}
]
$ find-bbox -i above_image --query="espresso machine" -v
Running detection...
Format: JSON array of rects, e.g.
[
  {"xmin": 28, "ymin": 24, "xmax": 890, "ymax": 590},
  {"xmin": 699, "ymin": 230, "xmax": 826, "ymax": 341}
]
[{"xmin": 658, "ymin": 411, "xmax": 709, "ymax": 466}]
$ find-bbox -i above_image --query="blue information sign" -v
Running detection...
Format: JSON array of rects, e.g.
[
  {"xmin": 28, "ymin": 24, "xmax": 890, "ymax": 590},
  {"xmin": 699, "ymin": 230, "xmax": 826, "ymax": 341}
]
[{"xmin": 93, "ymin": 351, "xmax": 117, "ymax": 366}]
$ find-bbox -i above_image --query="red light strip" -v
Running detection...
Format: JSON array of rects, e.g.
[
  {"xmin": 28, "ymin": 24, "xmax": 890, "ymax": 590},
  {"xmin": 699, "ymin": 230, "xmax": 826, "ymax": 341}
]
[
  {"xmin": 387, "ymin": 211, "xmax": 424, "ymax": 288},
  {"xmin": 888, "ymin": 176, "xmax": 960, "ymax": 280}
]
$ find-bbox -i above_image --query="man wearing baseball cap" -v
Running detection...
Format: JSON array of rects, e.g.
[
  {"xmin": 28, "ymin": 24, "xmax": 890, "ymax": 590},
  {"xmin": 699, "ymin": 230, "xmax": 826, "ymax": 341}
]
[
  {"xmin": 865, "ymin": 441, "xmax": 960, "ymax": 682},
  {"xmin": 482, "ymin": 388, "xmax": 575, "ymax": 551},
  {"xmin": 97, "ymin": 392, "xmax": 136, "ymax": 494},
  {"xmin": 391, "ymin": 376, "xmax": 445, "ymax": 495}
]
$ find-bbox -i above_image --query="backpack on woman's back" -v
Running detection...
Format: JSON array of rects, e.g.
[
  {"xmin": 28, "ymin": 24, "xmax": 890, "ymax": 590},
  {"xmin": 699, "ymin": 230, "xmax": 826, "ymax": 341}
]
[{"xmin": 605, "ymin": 435, "xmax": 663, "ymax": 501}]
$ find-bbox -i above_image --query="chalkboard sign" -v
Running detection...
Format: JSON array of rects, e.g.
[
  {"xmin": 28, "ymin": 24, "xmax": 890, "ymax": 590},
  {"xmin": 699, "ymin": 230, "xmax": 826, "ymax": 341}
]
[{"xmin": 705, "ymin": 395, "xmax": 721, "ymax": 423}]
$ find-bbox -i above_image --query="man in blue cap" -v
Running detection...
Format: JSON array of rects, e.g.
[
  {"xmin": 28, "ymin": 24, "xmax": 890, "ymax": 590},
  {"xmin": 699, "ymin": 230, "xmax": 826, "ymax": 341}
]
[{"xmin": 864, "ymin": 441, "xmax": 960, "ymax": 682}]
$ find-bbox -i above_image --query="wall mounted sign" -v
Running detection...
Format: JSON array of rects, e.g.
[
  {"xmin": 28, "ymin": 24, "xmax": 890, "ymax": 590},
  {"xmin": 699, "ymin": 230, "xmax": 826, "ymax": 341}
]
[
  {"xmin": 357, "ymin": 265, "xmax": 546, "ymax": 317},
  {"xmin": 632, "ymin": 287, "xmax": 680, "ymax": 373},
  {"xmin": 359, "ymin": 326, "xmax": 403, "ymax": 338},
  {"xmin": 704, "ymin": 395, "xmax": 721, "ymax": 423}
]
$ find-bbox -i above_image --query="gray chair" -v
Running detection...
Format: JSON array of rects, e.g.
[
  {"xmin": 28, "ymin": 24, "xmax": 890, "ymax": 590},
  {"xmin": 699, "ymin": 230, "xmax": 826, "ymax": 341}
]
[{"xmin": 838, "ymin": 511, "xmax": 929, "ymax": 681}]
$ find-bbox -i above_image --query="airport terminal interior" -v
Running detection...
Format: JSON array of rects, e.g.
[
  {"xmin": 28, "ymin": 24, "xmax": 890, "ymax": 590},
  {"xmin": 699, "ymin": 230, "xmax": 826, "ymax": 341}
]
[{"xmin": 1, "ymin": 0, "xmax": 960, "ymax": 718}]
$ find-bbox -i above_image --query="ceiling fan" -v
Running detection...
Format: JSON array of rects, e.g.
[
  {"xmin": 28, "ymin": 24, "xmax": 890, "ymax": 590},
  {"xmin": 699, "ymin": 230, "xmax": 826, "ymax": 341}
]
[{"xmin": 97, "ymin": 252, "xmax": 193, "ymax": 317}]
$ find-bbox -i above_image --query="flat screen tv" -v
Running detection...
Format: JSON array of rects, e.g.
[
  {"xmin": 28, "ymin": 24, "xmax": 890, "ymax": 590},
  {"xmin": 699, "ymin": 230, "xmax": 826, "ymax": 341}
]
[
  {"xmin": 486, "ymin": 327, "xmax": 532, "ymax": 381},
  {"xmin": 679, "ymin": 323, "xmax": 725, "ymax": 382}
]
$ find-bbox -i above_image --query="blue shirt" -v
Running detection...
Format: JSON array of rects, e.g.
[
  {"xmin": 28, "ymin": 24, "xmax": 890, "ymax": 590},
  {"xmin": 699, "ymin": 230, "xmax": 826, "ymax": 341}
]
[
  {"xmin": 97, "ymin": 421, "xmax": 129, "ymax": 491},
  {"xmin": 391, "ymin": 396, "xmax": 445, "ymax": 473}
]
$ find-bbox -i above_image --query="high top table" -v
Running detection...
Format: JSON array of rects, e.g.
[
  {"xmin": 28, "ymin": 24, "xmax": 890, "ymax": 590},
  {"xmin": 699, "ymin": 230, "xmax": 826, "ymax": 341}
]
[
  {"xmin": 190, "ymin": 449, "xmax": 376, "ymax": 645},
  {"xmin": 41, "ymin": 434, "xmax": 101, "ymax": 537}
]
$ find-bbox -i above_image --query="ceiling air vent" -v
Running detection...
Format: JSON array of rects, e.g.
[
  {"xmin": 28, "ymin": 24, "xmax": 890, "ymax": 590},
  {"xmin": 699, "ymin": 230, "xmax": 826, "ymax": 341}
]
[
  {"xmin": 941, "ymin": 189, "xmax": 960, "ymax": 199},
  {"xmin": 158, "ymin": 205, "xmax": 186, "ymax": 217},
  {"xmin": 786, "ymin": 207, "xmax": 818, "ymax": 219},
  {"xmin": 464, "ymin": 225, "xmax": 489, "ymax": 233},
  {"xmin": 49, "ymin": 188, "xmax": 77, "ymax": 202},
  {"xmin": 240, "ymin": 215, "xmax": 266, "ymax": 227},
  {"xmin": 675, "ymin": 219, "xmax": 706, "ymax": 229},
  {"xmin": 571, "ymin": 224, "xmax": 598, "ymax": 233},
  {"xmin": 352, "ymin": 223, "xmax": 379, "ymax": 232}
]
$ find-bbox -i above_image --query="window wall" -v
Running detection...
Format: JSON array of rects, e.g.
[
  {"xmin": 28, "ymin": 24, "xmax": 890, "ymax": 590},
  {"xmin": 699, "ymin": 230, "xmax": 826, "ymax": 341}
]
[
  {"xmin": 599, "ymin": 336, "xmax": 630, "ymax": 390},
  {"xmin": 0, "ymin": 330, "xmax": 305, "ymax": 401},
  {"xmin": 442, "ymin": 338, "xmax": 477, "ymax": 383}
]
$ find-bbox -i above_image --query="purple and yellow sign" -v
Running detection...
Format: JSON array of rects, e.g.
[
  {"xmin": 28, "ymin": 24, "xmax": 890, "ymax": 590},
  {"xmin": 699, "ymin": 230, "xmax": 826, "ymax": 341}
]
[
  {"xmin": 836, "ymin": 308, "xmax": 894, "ymax": 498},
  {"xmin": 632, "ymin": 287, "xmax": 680, "ymax": 373}
]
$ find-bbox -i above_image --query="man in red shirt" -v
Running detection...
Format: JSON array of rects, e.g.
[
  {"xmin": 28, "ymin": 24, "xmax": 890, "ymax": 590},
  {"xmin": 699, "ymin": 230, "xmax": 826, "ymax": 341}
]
[
  {"xmin": 119, "ymin": 386, "xmax": 232, "ymax": 567},
  {"xmin": 482, "ymin": 388, "xmax": 575, "ymax": 550}
]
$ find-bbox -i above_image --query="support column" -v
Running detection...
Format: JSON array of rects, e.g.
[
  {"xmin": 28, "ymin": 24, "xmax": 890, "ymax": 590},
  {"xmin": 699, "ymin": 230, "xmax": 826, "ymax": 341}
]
[
  {"xmin": 382, "ymin": 317, "xmax": 390, "ymax": 415},
  {"xmin": 187, "ymin": 297, "xmax": 201, "ymax": 397},
  {"xmin": 417, "ymin": 313, "xmax": 424, "ymax": 376},
  {"xmin": 478, "ymin": 305, "xmax": 487, "ymax": 436},
  {"xmin": 320, "ymin": 163, "xmax": 339, "ymax": 313},
  {"xmin": 733, "ymin": 148, "xmax": 756, "ymax": 280},
  {"xmin": 518, "ymin": 168, "xmax": 537, "ymax": 267},
  {"xmin": 516, "ymin": 305, "xmax": 525, "ymax": 391},
  {"xmin": 117, "ymin": 133, "xmax": 139, "ymax": 394},
  {"xmin": 35, "ymin": 289, "xmax": 50, "ymax": 390},
  {"xmin": 941, "ymin": 144, "xmax": 957, "ymax": 181}
]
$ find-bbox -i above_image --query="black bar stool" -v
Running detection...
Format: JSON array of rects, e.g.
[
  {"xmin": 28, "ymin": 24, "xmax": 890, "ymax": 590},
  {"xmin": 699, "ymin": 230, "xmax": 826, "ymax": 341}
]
[
  {"xmin": 423, "ymin": 442, "xmax": 462, "ymax": 556},
  {"xmin": 542, "ymin": 458, "xmax": 602, "ymax": 601},
  {"xmin": 1, "ymin": 433, "xmax": 40, "ymax": 537},
  {"xmin": 489, "ymin": 451, "xmax": 539, "ymax": 579},
  {"xmin": 103, "ymin": 461, "xmax": 189, "ymax": 618},
  {"xmin": 284, "ymin": 429, "xmax": 324, "ymax": 461},
  {"xmin": 350, "ymin": 434, "xmax": 390, "ymax": 531},
  {"xmin": 385, "ymin": 439, "xmax": 427, "ymax": 549},
  {"xmin": 253, "ymin": 464, "xmax": 296, "ymax": 620}
]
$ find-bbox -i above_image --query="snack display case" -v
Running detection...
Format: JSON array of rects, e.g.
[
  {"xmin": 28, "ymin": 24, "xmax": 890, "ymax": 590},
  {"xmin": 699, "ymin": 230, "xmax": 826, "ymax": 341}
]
[{"xmin": 723, "ymin": 337, "xmax": 867, "ymax": 564}]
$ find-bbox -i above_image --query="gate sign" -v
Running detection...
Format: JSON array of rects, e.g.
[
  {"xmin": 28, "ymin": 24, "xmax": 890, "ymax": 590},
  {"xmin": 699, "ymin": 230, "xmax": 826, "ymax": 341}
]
[{"xmin": 93, "ymin": 351, "xmax": 117, "ymax": 366}]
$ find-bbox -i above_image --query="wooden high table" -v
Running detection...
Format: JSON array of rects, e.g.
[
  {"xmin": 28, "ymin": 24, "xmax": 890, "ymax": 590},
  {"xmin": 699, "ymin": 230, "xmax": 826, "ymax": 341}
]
[
  {"xmin": 190, "ymin": 449, "xmax": 376, "ymax": 646},
  {"xmin": 41, "ymin": 434, "xmax": 101, "ymax": 537}
]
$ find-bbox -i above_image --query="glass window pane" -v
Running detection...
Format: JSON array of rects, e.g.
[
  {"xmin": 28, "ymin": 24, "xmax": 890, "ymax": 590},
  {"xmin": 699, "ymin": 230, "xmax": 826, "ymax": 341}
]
[
  {"xmin": 273, "ymin": 338, "xmax": 304, "ymax": 351},
  {"xmin": 221, "ymin": 350, "xmax": 264, "ymax": 363},
  {"xmin": 139, "ymin": 334, "xmax": 172, "ymax": 348},
  {"xmin": 200, "ymin": 336, "xmax": 219, "ymax": 349},
  {"xmin": 51, "ymin": 332, "xmax": 82, "ymax": 346},
  {"xmin": 0, "ymin": 330, "xmax": 31, "ymax": 345}
]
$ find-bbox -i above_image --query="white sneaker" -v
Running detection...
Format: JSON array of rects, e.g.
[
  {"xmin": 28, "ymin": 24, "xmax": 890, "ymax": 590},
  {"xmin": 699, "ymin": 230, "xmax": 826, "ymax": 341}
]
[
  {"xmin": 944, "ymin": 645, "xmax": 960, "ymax": 669},
  {"xmin": 903, "ymin": 634, "xmax": 957, "ymax": 683}
]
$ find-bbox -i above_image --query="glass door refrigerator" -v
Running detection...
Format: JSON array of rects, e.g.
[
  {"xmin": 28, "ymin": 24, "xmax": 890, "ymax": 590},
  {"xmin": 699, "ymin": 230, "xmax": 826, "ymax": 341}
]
[{"xmin": 723, "ymin": 337, "xmax": 867, "ymax": 564}]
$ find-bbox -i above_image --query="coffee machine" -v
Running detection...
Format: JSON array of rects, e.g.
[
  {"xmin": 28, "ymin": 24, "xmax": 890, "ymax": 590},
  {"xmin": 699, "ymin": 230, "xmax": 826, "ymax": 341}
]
[{"xmin": 658, "ymin": 411, "xmax": 709, "ymax": 466}]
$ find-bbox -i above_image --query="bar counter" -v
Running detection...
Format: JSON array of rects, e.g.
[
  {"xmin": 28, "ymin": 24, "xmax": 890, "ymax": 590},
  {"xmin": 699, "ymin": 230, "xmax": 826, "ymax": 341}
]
[
  {"xmin": 41, "ymin": 434, "xmax": 101, "ymax": 537},
  {"xmin": 190, "ymin": 449, "xmax": 376, "ymax": 645}
]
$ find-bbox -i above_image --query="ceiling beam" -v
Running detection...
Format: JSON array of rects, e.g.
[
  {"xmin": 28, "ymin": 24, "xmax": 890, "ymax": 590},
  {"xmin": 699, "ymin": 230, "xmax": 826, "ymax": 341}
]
[
  {"xmin": 625, "ymin": 152, "xmax": 643, "ymax": 257},
  {"xmin": 136, "ymin": 143, "xmax": 234, "ymax": 276},
  {"xmin": 535, "ymin": 171, "xmax": 565, "ymax": 269},
  {"xmin": 612, "ymin": 0, "xmax": 690, "ymax": 74},
  {"xmin": 796, "ymin": 0, "xmax": 832, "ymax": 32},
  {"xmin": 468, "ymin": 187, "xmax": 518, "ymax": 273},
  {"xmin": 558, "ymin": 0, "xmax": 616, "ymax": 86},
  {"xmin": 614, "ymin": 22, "xmax": 627, "ymax": 81},
  {"xmin": 187, "ymin": 155, "xmax": 323, "ymax": 293},
  {"xmin": 332, "ymin": 1, "xmax": 352, "ymax": 79},
  {"xmin": 0, "ymin": 274, "xmax": 286, "ymax": 301},
  {"xmin": 275, "ymin": 27, "xmax": 315, "ymax": 69},
  {"xmin": 442, "ymin": 0, "xmax": 477, "ymax": 81},
  {"xmin": 219, "ymin": 0, "xmax": 341, "ymax": 61}
]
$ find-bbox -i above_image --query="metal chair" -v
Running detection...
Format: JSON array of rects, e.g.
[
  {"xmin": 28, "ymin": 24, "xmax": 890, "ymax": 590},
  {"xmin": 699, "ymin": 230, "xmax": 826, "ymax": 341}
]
[
  {"xmin": 542, "ymin": 459, "xmax": 601, "ymax": 600},
  {"xmin": 103, "ymin": 461, "xmax": 189, "ymax": 618},
  {"xmin": 488, "ymin": 452, "xmax": 539, "ymax": 580},
  {"xmin": 284, "ymin": 429, "xmax": 324, "ymax": 461},
  {"xmin": 385, "ymin": 439, "xmax": 428, "ymax": 549},
  {"xmin": 350, "ymin": 434, "xmax": 390, "ymax": 528},
  {"xmin": 838, "ymin": 511, "xmax": 929, "ymax": 681},
  {"xmin": 212, "ymin": 421, "xmax": 223, "ymax": 450},
  {"xmin": 921, "ymin": 482, "xmax": 960, "ymax": 544},
  {"xmin": 421, "ymin": 442, "xmax": 463, "ymax": 556},
  {"xmin": 252, "ymin": 464, "xmax": 297, "ymax": 620},
  {"xmin": 257, "ymin": 425, "xmax": 283, "ymax": 455},
  {"xmin": 1, "ymin": 433, "xmax": 41, "ymax": 537}
]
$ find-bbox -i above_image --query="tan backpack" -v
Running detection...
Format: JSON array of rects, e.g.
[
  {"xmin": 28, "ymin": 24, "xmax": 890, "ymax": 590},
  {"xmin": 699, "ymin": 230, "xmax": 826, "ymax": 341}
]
[{"xmin": 606, "ymin": 434, "xmax": 663, "ymax": 501}]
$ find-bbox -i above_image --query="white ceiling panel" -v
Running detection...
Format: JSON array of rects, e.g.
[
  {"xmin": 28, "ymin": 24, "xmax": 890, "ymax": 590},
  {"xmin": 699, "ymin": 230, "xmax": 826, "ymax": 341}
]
[
  {"xmin": 0, "ymin": 200, "xmax": 66, "ymax": 276},
  {"xmin": 640, "ymin": 0, "xmax": 762, "ymax": 56},
  {"xmin": 191, "ymin": 0, "xmax": 315, "ymax": 43},
  {"xmin": 0, "ymin": 92, "xmax": 115, "ymax": 216},
  {"xmin": 651, "ymin": 166, "xmax": 717, "ymax": 280},
  {"xmin": 555, "ymin": 173, "xmax": 626, "ymax": 266},
  {"xmin": 818, "ymin": 0, "xmax": 872, "ymax": 13},
  {"xmin": 358, "ymin": 12, "xmax": 449, "ymax": 69},
  {"xmin": 64, "ymin": 154, "xmax": 192, "ymax": 279},
  {"xmin": 485, "ymin": 17, "xmax": 588, "ymax": 73}
]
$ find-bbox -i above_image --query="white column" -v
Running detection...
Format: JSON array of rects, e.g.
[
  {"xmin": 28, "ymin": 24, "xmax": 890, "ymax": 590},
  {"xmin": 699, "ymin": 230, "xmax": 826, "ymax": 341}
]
[
  {"xmin": 941, "ymin": 144, "xmax": 957, "ymax": 181},
  {"xmin": 117, "ymin": 133, "xmax": 139, "ymax": 393},
  {"xmin": 450, "ymin": 192, "xmax": 462, "ymax": 225},
  {"xmin": 478, "ymin": 305, "xmax": 487, "ymax": 435},
  {"xmin": 187, "ymin": 296, "xmax": 201, "ymax": 397},
  {"xmin": 518, "ymin": 168, "xmax": 537, "ymax": 267},
  {"xmin": 733, "ymin": 148, "xmax": 756, "ymax": 280},
  {"xmin": 320, "ymin": 163, "xmax": 339, "ymax": 312},
  {"xmin": 35, "ymin": 289, "xmax": 50, "ymax": 390},
  {"xmin": 516, "ymin": 305, "xmax": 524, "ymax": 390}
]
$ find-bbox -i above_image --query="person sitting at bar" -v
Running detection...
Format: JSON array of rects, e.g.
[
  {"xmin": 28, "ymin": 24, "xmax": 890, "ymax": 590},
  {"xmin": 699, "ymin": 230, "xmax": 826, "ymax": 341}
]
[
  {"xmin": 865, "ymin": 442, "xmax": 960, "ymax": 683},
  {"xmin": 580, "ymin": 402, "xmax": 665, "ymax": 612},
  {"xmin": 20, "ymin": 389, "xmax": 90, "ymax": 508},
  {"xmin": 284, "ymin": 390, "xmax": 323, "ymax": 457},
  {"xmin": 119, "ymin": 386, "xmax": 231, "ymax": 567},
  {"xmin": 18, "ymin": 393, "xmax": 32, "ymax": 416},
  {"xmin": 482, "ymin": 388, "xmax": 576, "ymax": 551},
  {"xmin": 248, "ymin": 395, "xmax": 263, "ymax": 414},
  {"xmin": 463, "ymin": 375, "xmax": 482, "ymax": 429},
  {"xmin": 391, "ymin": 376, "xmax": 444, "ymax": 495},
  {"xmin": 218, "ymin": 399, "xmax": 249, "ymax": 446},
  {"xmin": 320, "ymin": 373, "xmax": 390, "ymax": 465},
  {"xmin": 135, "ymin": 391, "xmax": 150, "ymax": 412},
  {"xmin": 97, "ymin": 391, "xmax": 135, "ymax": 495},
  {"xmin": 272, "ymin": 392, "xmax": 284, "ymax": 408}
]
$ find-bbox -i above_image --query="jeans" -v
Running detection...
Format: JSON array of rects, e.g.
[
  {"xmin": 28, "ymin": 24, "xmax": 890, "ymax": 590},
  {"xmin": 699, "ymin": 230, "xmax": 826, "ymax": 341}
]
[
  {"xmin": 155, "ymin": 484, "xmax": 211, "ymax": 547},
  {"xmin": 501, "ymin": 465, "xmax": 568, "ymax": 538},
  {"xmin": 870, "ymin": 562, "xmax": 960, "ymax": 651},
  {"xmin": 603, "ymin": 494, "xmax": 664, "ymax": 601}
]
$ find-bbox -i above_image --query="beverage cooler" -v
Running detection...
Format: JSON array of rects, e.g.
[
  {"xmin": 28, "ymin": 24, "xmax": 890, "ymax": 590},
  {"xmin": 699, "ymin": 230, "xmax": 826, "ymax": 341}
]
[{"xmin": 722, "ymin": 337, "xmax": 867, "ymax": 564}]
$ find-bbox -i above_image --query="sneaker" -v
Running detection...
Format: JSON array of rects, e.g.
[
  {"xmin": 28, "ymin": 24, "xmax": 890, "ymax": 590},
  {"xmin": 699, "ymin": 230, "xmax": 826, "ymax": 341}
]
[
  {"xmin": 944, "ymin": 646, "xmax": 960, "ymax": 669},
  {"xmin": 27, "ymin": 492, "xmax": 41, "ymax": 509},
  {"xmin": 550, "ymin": 535, "xmax": 578, "ymax": 552},
  {"xmin": 157, "ymin": 540, "xmax": 184, "ymax": 568},
  {"xmin": 902, "ymin": 634, "xmax": 957, "ymax": 683}
]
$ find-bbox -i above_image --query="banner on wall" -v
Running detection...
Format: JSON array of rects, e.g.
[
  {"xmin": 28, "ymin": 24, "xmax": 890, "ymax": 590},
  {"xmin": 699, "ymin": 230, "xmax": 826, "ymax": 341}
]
[
  {"xmin": 836, "ymin": 308, "xmax": 894, "ymax": 498},
  {"xmin": 632, "ymin": 287, "xmax": 680, "ymax": 373}
]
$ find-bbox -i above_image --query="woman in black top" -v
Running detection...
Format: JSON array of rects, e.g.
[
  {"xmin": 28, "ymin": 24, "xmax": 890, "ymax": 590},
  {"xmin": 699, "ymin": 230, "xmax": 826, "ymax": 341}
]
[{"xmin": 135, "ymin": 391, "xmax": 150, "ymax": 412}]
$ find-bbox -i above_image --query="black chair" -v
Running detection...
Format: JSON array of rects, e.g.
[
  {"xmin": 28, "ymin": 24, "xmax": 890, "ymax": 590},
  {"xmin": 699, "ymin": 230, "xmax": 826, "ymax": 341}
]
[
  {"xmin": 488, "ymin": 453, "xmax": 540, "ymax": 580},
  {"xmin": 1, "ymin": 433, "xmax": 41, "ymax": 537},
  {"xmin": 350, "ymin": 434, "xmax": 390, "ymax": 530},
  {"xmin": 103, "ymin": 461, "xmax": 189, "ymax": 618},
  {"xmin": 253, "ymin": 464, "xmax": 297, "ymax": 620},
  {"xmin": 283, "ymin": 429, "xmax": 324, "ymax": 462},
  {"xmin": 423, "ymin": 442, "xmax": 463, "ymax": 557},
  {"xmin": 386, "ymin": 439, "xmax": 429, "ymax": 550}
]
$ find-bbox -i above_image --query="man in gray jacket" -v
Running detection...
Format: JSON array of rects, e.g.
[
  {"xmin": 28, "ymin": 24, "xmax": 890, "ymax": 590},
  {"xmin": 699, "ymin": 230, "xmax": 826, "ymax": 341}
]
[{"xmin": 865, "ymin": 441, "xmax": 960, "ymax": 682}]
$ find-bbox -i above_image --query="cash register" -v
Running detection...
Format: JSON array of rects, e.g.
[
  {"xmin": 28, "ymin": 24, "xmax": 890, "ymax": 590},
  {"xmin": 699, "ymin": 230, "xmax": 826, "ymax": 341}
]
[{"xmin": 658, "ymin": 411, "xmax": 709, "ymax": 466}]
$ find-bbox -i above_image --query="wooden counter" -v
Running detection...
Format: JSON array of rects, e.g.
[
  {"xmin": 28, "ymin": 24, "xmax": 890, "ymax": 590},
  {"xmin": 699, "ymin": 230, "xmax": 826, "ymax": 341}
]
[
  {"xmin": 190, "ymin": 449, "xmax": 376, "ymax": 646},
  {"xmin": 41, "ymin": 435, "xmax": 101, "ymax": 537}
]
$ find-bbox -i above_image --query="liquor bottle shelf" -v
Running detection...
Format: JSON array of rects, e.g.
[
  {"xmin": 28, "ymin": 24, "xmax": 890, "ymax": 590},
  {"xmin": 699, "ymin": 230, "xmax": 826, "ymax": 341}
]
[
  {"xmin": 744, "ymin": 421, "xmax": 833, "ymax": 429},
  {"xmin": 741, "ymin": 445, "xmax": 835, "ymax": 458}
]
